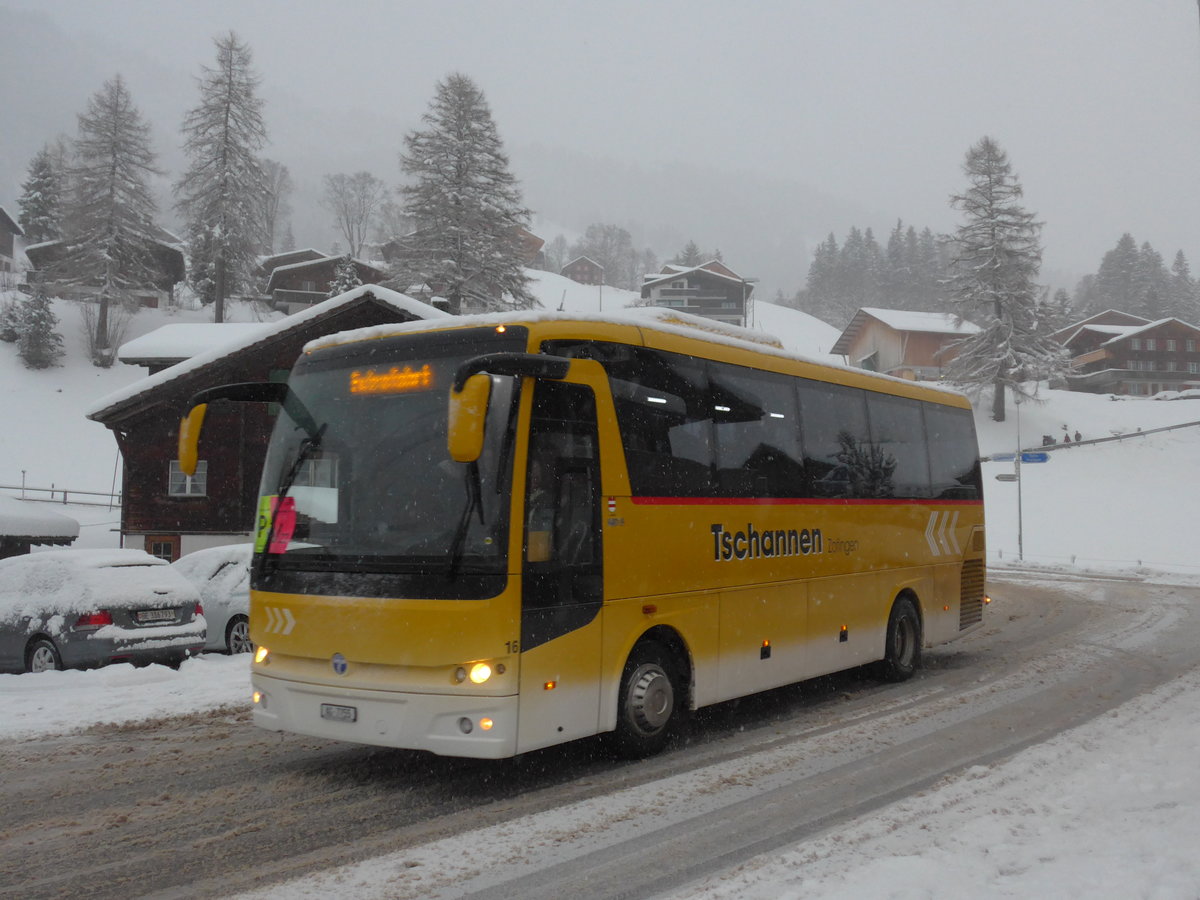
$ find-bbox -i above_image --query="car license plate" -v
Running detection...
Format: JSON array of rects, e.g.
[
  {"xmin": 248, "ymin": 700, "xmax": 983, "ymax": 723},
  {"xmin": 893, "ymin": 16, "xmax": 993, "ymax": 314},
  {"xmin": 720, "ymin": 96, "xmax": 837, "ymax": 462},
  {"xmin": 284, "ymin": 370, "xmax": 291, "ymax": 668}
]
[
  {"xmin": 320, "ymin": 703, "xmax": 357, "ymax": 723},
  {"xmin": 136, "ymin": 609, "xmax": 175, "ymax": 623}
]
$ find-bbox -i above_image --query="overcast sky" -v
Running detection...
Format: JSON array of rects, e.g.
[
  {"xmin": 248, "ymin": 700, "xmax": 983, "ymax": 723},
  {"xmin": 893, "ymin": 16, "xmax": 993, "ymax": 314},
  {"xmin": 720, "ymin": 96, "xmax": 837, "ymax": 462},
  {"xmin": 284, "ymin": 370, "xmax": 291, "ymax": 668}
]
[{"xmin": 5, "ymin": 0, "xmax": 1200, "ymax": 282}]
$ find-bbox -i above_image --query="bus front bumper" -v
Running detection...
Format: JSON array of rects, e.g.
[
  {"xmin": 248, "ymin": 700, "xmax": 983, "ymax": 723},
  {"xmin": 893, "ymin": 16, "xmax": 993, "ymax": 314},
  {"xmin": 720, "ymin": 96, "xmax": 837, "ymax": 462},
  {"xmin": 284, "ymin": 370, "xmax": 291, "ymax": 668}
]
[{"xmin": 250, "ymin": 672, "xmax": 519, "ymax": 759}]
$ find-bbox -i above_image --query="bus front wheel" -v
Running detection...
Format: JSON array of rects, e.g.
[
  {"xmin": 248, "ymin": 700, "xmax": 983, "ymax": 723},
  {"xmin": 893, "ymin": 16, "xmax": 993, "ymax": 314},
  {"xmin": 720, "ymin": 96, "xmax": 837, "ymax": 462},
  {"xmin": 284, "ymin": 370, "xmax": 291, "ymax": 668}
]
[
  {"xmin": 611, "ymin": 641, "xmax": 680, "ymax": 758},
  {"xmin": 876, "ymin": 596, "xmax": 922, "ymax": 682}
]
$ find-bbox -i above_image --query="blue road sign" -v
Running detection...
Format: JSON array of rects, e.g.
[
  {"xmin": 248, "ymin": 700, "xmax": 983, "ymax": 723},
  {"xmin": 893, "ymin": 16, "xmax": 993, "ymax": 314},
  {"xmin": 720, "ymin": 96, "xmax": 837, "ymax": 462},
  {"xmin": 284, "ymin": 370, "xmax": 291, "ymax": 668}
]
[
  {"xmin": 1020, "ymin": 451, "xmax": 1050, "ymax": 463},
  {"xmin": 991, "ymin": 452, "xmax": 1016, "ymax": 462}
]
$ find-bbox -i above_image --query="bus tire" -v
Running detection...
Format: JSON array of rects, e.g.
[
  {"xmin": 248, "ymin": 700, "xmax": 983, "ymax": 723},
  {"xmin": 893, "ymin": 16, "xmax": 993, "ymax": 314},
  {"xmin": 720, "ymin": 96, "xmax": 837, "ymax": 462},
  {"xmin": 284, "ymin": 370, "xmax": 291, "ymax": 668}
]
[
  {"xmin": 611, "ymin": 641, "xmax": 680, "ymax": 758},
  {"xmin": 875, "ymin": 596, "xmax": 921, "ymax": 682}
]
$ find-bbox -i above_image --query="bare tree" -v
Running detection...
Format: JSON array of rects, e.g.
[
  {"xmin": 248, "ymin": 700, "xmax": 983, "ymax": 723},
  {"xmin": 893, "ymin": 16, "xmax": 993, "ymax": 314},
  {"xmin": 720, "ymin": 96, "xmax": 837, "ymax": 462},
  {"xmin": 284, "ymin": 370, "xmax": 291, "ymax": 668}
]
[
  {"xmin": 258, "ymin": 159, "xmax": 293, "ymax": 255},
  {"xmin": 322, "ymin": 171, "xmax": 387, "ymax": 259}
]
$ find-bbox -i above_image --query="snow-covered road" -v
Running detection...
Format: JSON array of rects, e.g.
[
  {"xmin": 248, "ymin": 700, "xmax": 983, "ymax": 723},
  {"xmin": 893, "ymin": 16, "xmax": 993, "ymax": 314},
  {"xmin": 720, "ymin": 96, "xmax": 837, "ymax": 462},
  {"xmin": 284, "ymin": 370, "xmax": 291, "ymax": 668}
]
[{"xmin": 5, "ymin": 573, "xmax": 1198, "ymax": 900}]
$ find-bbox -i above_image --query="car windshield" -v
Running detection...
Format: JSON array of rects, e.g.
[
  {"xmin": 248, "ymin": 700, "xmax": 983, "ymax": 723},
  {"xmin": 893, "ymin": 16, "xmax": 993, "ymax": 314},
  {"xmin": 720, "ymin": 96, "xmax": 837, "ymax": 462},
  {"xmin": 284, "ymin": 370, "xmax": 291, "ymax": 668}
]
[{"xmin": 256, "ymin": 328, "xmax": 521, "ymax": 579}]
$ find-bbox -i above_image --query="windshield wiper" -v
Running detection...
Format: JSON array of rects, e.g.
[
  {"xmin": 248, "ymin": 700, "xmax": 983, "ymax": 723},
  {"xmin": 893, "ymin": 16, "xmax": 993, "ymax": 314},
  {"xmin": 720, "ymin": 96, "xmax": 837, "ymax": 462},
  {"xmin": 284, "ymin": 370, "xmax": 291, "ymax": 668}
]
[
  {"xmin": 447, "ymin": 461, "xmax": 485, "ymax": 579},
  {"xmin": 257, "ymin": 423, "xmax": 328, "ymax": 578}
]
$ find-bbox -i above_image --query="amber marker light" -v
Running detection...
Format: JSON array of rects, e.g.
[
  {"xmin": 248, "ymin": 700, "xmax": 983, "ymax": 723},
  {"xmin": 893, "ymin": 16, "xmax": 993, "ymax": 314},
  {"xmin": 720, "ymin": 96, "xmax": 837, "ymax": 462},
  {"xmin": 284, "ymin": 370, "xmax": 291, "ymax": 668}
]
[
  {"xmin": 479, "ymin": 718, "xmax": 495, "ymax": 731},
  {"xmin": 469, "ymin": 662, "xmax": 493, "ymax": 684},
  {"xmin": 254, "ymin": 646, "xmax": 270, "ymax": 664},
  {"xmin": 544, "ymin": 680, "xmax": 557, "ymax": 691},
  {"xmin": 984, "ymin": 595, "xmax": 993, "ymax": 605},
  {"xmin": 495, "ymin": 325, "xmax": 507, "ymax": 333}
]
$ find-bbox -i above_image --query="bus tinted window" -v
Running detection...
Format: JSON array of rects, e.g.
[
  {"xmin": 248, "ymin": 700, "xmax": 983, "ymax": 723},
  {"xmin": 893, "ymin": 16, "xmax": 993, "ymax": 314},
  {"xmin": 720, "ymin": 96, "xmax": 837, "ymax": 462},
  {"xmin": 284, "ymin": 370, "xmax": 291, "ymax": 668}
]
[
  {"xmin": 926, "ymin": 404, "xmax": 982, "ymax": 500},
  {"xmin": 797, "ymin": 380, "xmax": 880, "ymax": 498},
  {"xmin": 867, "ymin": 393, "xmax": 932, "ymax": 499},
  {"xmin": 708, "ymin": 361, "xmax": 806, "ymax": 497}
]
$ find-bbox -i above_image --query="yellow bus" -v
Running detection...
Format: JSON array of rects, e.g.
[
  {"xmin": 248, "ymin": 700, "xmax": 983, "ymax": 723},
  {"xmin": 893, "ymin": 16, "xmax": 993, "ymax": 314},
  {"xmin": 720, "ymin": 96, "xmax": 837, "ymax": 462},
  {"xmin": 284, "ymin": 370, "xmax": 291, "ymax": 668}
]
[{"xmin": 178, "ymin": 309, "xmax": 986, "ymax": 759}]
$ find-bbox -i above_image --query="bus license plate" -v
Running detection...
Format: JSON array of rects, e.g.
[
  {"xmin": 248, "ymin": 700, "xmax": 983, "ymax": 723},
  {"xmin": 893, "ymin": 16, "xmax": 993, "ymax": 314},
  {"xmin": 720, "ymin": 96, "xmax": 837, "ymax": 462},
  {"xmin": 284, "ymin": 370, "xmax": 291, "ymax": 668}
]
[{"xmin": 320, "ymin": 703, "xmax": 357, "ymax": 723}]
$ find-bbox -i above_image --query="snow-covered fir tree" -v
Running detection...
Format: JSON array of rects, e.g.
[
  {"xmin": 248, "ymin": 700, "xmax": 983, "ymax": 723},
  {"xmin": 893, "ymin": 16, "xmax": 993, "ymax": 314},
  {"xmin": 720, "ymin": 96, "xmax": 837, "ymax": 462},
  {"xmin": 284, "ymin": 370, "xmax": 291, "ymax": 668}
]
[
  {"xmin": 0, "ymin": 298, "xmax": 22, "ymax": 343},
  {"xmin": 18, "ymin": 147, "xmax": 64, "ymax": 245},
  {"xmin": 1169, "ymin": 250, "xmax": 1197, "ymax": 321},
  {"xmin": 175, "ymin": 32, "xmax": 268, "ymax": 322},
  {"xmin": 398, "ymin": 73, "xmax": 535, "ymax": 314},
  {"xmin": 327, "ymin": 255, "xmax": 362, "ymax": 297},
  {"xmin": 943, "ymin": 136, "xmax": 1064, "ymax": 422},
  {"xmin": 55, "ymin": 75, "xmax": 162, "ymax": 365},
  {"xmin": 674, "ymin": 240, "xmax": 704, "ymax": 267},
  {"xmin": 17, "ymin": 287, "xmax": 64, "ymax": 369}
]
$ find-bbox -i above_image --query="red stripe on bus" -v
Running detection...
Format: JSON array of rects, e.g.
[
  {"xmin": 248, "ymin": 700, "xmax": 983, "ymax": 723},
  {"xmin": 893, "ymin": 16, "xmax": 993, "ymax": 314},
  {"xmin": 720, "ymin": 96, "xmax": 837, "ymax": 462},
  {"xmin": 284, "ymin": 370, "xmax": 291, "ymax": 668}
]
[{"xmin": 628, "ymin": 496, "xmax": 983, "ymax": 507}]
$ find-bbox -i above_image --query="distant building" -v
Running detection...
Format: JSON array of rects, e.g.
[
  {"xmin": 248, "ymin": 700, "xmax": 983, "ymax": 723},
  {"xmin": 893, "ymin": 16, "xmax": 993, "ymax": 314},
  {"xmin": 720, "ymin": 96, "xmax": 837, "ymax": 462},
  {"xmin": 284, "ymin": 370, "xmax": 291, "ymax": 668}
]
[
  {"xmin": 265, "ymin": 256, "xmax": 386, "ymax": 313},
  {"xmin": 561, "ymin": 256, "xmax": 604, "ymax": 286},
  {"xmin": 641, "ymin": 261, "xmax": 754, "ymax": 327},
  {"xmin": 831, "ymin": 307, "xmax": 980, "ymax": 381},
  {"xmin": 86, "ymin": 286, "xmax": 447, "ymax": 560},
  {"xmin": 0, "ymin": 206, "xmax": 23, "ymax": 285},
  {"xmin": 1058, "ymin": 315, "xmax": 1200, "ymax": 396},
  {"xmin": 23, "ymin": 228, "xmax": 186, "ymax": 308}
]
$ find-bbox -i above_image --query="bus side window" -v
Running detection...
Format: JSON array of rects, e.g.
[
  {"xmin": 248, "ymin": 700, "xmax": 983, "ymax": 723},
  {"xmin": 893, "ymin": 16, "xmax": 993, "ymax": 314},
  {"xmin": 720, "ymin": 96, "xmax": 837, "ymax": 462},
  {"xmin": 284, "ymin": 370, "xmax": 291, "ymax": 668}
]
[{"xmin": 524, "ymin": 381, "xmax": 600, "ymax": 570}]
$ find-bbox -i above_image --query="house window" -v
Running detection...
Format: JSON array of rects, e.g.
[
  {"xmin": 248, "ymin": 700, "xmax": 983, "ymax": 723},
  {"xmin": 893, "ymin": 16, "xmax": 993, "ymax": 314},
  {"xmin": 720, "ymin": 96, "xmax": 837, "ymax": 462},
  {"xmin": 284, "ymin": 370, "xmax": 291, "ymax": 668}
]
[
  {"xmin": 671, "ymin": 280, "xmax": 686, "ymax": 289},
  {"xmin": 301, "ymin": 279, "xmax": 316, "ymax": 292},
  {"xmin": 1189, "ymin": 362, "xmax": 1199, "ymax": 374},
  {"xmin": 169, "ymin": 460, "xmax": 207, "ymax": 497},
  {"xmin": 1167, "ymin": 361, "xmax": 1178, "ymax": 372},
  {"xmin": 1131, "ymin": 339, "xmax": 1141, "ymax": 350},
  {"xmin": 146, "ymin": 536, "xmax": 181, "ymax": 562},
  {"xmin": 1166, "ymin": 339, "xmax": 1177, "ymax": 351},
  {"xmin": 1145, "ymin": 338, "xmax": 1157, "ymax": 351},
  {"xmin": 1187, "ymin": 339, "xmax": 1196, "ymax": 352}
]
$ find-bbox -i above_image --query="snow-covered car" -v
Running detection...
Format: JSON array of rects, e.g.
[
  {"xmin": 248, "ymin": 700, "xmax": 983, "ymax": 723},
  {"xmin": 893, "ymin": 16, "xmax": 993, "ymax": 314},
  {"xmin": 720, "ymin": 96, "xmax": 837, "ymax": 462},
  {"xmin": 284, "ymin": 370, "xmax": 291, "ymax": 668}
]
[
  {"xmin": 170, "ymin": 544, "xmax": 252, "ymax": 654},
  {"xmin": 0, "ymin": 549, "xmax": 206, "ymax": 674}
]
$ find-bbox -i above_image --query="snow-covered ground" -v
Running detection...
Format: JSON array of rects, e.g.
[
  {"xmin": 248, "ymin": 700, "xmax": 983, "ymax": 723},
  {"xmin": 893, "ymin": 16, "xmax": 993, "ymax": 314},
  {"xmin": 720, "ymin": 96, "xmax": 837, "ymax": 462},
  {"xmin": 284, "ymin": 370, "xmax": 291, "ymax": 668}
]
[{"xmin": 2, "ymin": 288, "xmax": 1199, "ymax": 898}]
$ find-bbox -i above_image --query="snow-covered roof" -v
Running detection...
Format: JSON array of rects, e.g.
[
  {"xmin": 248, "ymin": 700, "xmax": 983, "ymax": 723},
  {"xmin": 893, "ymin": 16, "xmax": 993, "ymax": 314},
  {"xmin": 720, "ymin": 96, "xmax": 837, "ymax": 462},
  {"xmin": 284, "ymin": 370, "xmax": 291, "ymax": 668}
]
[
  {"xmin": 562, "ymin": 255, "xmax": 603, "ymax": 270},
  {"xmin": 265, "ymin": 255, "xmax": 385, "ymax": 292},
  {"xmin": 85, "ymin": 285, "xmax": 450, "ymax": 420},
  {"xmin": 831, "ymin": 307, "xmax": 980, "ymax": 356},
  {"xmin": 0, "ymin": 206, "xmax": 23, "ymax": 236},
  {"xmin": 1101, "ymin": 317, "xmax": 1200, "ymax": 346},
  {"xmin": 642, "ymin": 263, "xmax": 747, "ymax": 288},
  {"xmin": 860, "ymin": 308, "xmax": 980, "ymax": 334},
  {"xmin": 0, "ymin": 494, "xmax": 79, "ymax": 543},
  {"xmin": 118, "ymin": 323, "xmax": 274, "ymax": 365}
]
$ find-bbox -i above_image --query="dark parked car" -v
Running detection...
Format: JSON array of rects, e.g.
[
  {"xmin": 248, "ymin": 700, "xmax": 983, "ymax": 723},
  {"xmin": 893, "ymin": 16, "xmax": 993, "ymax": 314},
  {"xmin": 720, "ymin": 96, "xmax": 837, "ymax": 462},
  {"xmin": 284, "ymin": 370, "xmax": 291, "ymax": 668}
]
[
  {"xmin": 171, "ymin": 544, "xmax": 252, "ymax": 654},
  {"xmin": 0, "ymin": 549, "xmax": 206, "ymax": 674}
]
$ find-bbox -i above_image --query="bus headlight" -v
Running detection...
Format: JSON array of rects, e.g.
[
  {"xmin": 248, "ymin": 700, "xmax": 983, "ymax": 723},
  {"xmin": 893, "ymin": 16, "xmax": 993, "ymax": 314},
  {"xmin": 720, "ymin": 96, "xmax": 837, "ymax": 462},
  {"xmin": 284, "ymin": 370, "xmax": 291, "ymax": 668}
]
[{"xmin": 469, "ymin": 662, "xmax": 493, "ymax": 684}]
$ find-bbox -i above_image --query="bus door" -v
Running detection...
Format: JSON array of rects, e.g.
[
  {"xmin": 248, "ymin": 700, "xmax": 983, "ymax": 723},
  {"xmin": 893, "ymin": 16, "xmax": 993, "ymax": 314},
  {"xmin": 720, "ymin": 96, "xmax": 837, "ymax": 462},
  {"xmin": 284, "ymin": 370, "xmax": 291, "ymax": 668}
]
[{"xmin": 516, "ymin": 378, "xmax": 604, "ymax": 753}]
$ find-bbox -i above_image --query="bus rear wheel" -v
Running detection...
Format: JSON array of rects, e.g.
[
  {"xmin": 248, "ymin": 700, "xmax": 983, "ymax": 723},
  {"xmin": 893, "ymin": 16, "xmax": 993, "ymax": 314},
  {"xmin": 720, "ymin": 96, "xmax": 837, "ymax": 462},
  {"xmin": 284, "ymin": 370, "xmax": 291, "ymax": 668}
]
[
  {"xmin": 611, "ymin": 641, "xmax": 680, "ymax": 758},
  {"xmin": 875, "ymin": 596, "xmax": 921, "ymax": 682}
]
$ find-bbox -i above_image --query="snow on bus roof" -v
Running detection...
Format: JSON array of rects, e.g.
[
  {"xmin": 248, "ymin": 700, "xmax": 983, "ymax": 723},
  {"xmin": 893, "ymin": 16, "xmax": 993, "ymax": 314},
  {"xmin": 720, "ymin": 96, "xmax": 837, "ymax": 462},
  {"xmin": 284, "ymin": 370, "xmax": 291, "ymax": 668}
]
[{"xmin": 303, "ymin": 307, "xmax": 968, "ymax": 399}]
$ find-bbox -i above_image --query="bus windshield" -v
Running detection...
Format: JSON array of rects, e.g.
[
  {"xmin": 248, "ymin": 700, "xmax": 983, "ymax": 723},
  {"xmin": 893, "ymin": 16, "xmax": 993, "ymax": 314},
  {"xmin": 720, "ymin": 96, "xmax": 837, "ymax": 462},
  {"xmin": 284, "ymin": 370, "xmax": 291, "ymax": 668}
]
[{"xmin": 256, "ymin": 331, "xmax": 521, "ymax": 583}]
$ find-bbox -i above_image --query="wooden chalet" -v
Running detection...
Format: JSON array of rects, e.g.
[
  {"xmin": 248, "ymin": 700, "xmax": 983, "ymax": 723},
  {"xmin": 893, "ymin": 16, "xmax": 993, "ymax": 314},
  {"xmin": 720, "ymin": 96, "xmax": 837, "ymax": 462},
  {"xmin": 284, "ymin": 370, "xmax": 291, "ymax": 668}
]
[
  {"xmin": 0, "ymin": 206, "xmax": 22, "ymax": 284},
  {"xmin": 561, "ymin": 256, "xmax": 604, "ymax": 285},
  {"xmin": 85, "ymin": 286, "xmax": 448, "ymax": 560},
  {"xmin": 265, "ymin": 256, "xmax": 386, "ymax": 313},
  {"xmin": 641, "ymin": 261, "xmax": 754, "ymax": 327},
  {"xmin": 1059, "ymin": 316, "xmax": 1200, "ymax": 396},
  {"xmin": 23, "ymin": 229, "xmax": 186, "ymax": 308},
  {"xmin": 831, "ymin": 308, "xmax": 980, "ymax": 381}
]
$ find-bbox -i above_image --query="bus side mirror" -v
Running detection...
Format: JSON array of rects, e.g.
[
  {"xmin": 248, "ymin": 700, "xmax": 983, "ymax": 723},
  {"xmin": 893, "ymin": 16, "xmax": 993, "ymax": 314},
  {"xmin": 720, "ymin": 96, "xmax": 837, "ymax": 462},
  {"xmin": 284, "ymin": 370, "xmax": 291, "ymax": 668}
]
[
  {"xmin": 448, "ymin": 373, "xmax": 492, "ymax": 463},
  {"xmin": 178, "ymin": 403, "xmax": 208, "ymax": 477}
]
